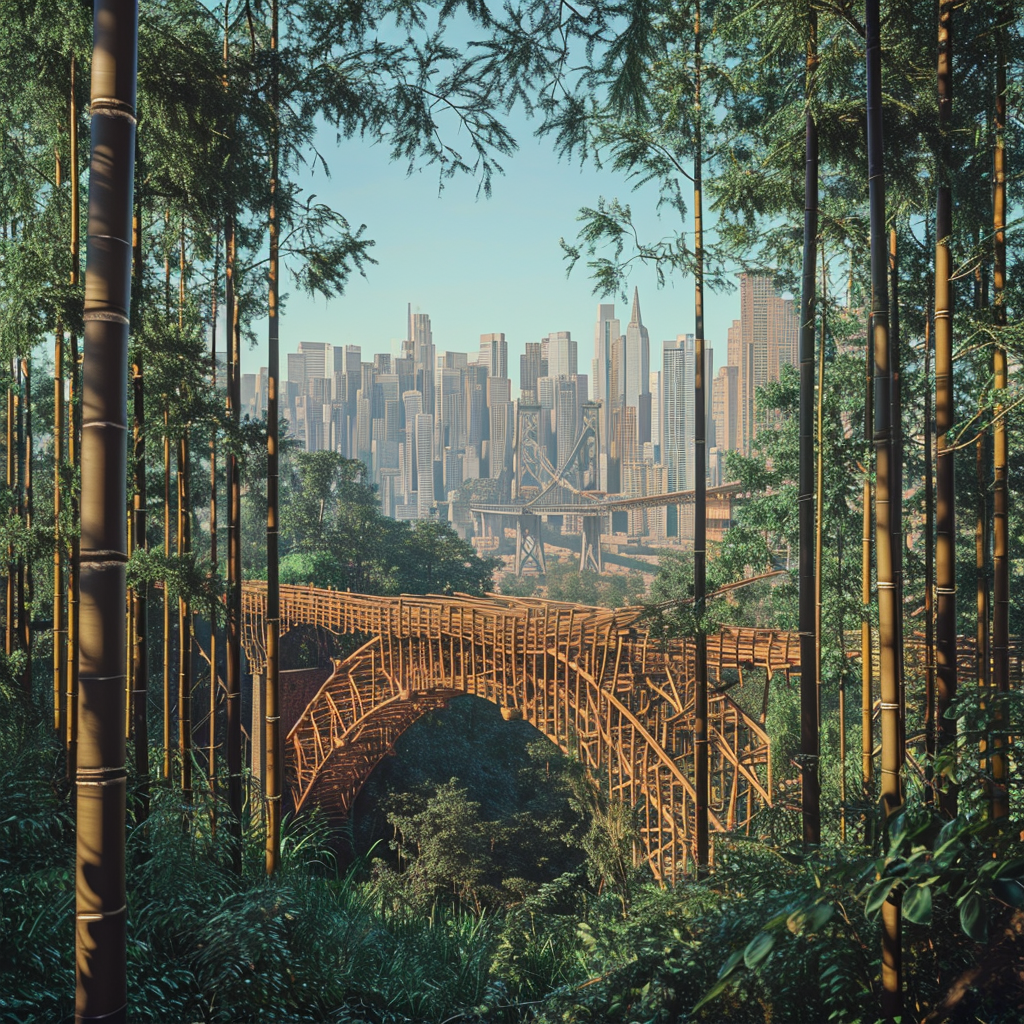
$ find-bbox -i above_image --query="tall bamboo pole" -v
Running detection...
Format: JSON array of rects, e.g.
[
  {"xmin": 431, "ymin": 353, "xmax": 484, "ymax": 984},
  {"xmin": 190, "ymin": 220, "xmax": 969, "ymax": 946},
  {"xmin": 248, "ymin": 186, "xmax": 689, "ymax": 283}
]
[
  {"xmin": 924, "ymin": 305, "xmax": 936, "ymax": 803},
  {"xmin": 934, "ymin": 0, "xmax": 958, "ymax": 819},
  {"xmin": 991, "ymin": 15, "xmax": 1009, "ymax": 822},
  {"xmin": 692, "ymin": 2, "xmax": 709, "ymax": 875},
  {"xmin": 177, "ymin": 230, "xmax": 192, "ymax": 810},
  {"xmin": 225, "ymin": 219, "xmax": 242, "ymax": 872},
  {"xmin": 162, "ymin": 406, "xmax": 172, "ymax": 781},
  {"xmin": 5, "ymin": 371, "xmax": 13, "ymax": 656},
  {"xmin": 265, "ymin": 0, "xmax": 282, "ymax": 874},
  {"xmin": 75, "ymin": 1, "xmax": 136, "ymax": 1016},
  {"xmin": 66, "ymin": 53, "xmax": 81, "ymax": 776},
  {"xmin": 816, "ymin": 241, "xmax": 832, "ymax": 838},
  {"xmin": 889, "ymin": 227, "xmax": 904, "ymax": 753},
  {"xmin": 223, "ymin": 0, "xmax": 243, "ymax": 871},
  {"xmin": 54, "ymin": 143, "xmax": 66, "ymax": 735},
  {"xmin": 208, "ymin": 240, "xmax": 219, "ymax": 807},
  {"xmin": 866, "ymin": 1, "xmax": 902, "ymax": 1015},
  {"xmin": 861, "ymin": 341, "xmax": 874, "ymax": 802},
  {"xmin": 798, "ymin": 7, "xmax": 820, "ymax": 848},
  {"xmin": 20, "ymin": 354, "xmax": 32, "ymax": 696},
  {"xmin": 131, "ymin": 348, "xmax": 148, "ymax": 823}
]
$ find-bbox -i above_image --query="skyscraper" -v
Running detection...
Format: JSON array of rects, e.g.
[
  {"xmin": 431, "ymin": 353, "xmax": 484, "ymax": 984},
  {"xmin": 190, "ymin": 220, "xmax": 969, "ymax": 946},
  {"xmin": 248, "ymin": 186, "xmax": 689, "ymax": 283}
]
[
  {"xmin": 624, "ymin": 288, "xmax": 651, "ymax": 443},
  {"xmin": 479, "ymin": 333, "xmax": 507, "ymax": 380},
  {"xmin": 545, "ymin": 331, "xmax": 577, "ymax": 378},
  {"xmin": 592, "ymin": 303, "xmax": 620, "ymax": 487}
]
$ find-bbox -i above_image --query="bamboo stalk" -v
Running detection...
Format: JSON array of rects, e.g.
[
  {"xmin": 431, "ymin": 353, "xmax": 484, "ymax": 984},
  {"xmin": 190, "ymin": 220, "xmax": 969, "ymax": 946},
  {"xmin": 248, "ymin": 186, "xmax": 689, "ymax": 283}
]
[
  {"xmin": 934, "ymin": 0, "xmax": 958, "ymax": 819},
  {"xmin": 75, "ymin": 1, "xmax": 136, "ymax": 1015},
  {"xmin": 798, "ymin": 7, "xmax": 821, "ymax": 848},
  {"xmin": 692, "ymin": 1, "xmax": 709, "ymax": 875},
  {"xmin": 265, "ymin": 0, "xmax": 282, "ymax": 875},
  {"xmin": 991, "ymin": 9, "xmax": 1009, "ymax": 823},
  {"xmin": 54, "ymin": 142, "xmax": 65, "ymax": 736},
  {"xmin": 866, "ymin": 2, "xmax": 903, "ymax": 1014}
]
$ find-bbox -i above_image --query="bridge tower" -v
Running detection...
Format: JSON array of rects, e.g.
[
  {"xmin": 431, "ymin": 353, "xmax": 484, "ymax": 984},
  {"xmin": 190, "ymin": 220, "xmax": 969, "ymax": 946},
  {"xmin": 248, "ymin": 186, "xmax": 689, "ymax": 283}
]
[
  {"xmin": 514, "ymin": 512, "xmax": 547, "ymax": 575},
  {"xmin": 514, "ymin": 404, "xmax": 547, "ymax": 575}
]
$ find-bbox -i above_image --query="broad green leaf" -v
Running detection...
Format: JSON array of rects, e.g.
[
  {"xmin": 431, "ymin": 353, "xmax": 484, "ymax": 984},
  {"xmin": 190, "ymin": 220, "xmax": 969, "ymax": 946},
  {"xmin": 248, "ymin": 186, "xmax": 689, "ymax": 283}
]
[
  {"xmin": 743, "ymin": 930, "xmax": 775, "ymax": 970},
  {"xmin": 864, "ymin": 877, "xmax": 898, "ymax": 917},
  {"xmin": 959, "ymin": 892, "xmax": 988, "ymax": 942},
  {"xmin": 902, "ymin": 883, "xmax": 933, "ymax": 925},
  {"xmin": 993, "ymin": 878, "xmax": 1024, "ymax": 908}
]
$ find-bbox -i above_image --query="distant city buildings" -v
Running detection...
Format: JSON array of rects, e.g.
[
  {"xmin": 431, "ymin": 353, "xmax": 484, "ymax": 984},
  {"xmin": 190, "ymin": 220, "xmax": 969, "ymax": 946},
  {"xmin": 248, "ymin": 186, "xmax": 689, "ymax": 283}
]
[{"xmin": 259, "ymin": 274, "xmax": 797, "ymax": 546}]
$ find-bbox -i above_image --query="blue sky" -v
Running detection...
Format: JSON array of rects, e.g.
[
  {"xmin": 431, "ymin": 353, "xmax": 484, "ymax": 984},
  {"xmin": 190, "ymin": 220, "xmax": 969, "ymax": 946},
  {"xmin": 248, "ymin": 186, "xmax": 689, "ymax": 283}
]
[{"xmin": 241, "ymin": 113, "xmax": 744, "ymax": 385}]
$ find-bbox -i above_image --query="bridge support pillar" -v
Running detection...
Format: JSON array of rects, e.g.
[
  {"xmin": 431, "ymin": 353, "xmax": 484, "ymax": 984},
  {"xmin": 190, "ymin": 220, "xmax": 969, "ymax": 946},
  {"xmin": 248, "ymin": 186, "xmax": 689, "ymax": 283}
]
[
  {"xmin": 580, "ymin": 515, "xmax": 603, "ymax": 573},
  {"xmin": 515, "ymin": 514, "xmax": 546, "ymax": 576}
]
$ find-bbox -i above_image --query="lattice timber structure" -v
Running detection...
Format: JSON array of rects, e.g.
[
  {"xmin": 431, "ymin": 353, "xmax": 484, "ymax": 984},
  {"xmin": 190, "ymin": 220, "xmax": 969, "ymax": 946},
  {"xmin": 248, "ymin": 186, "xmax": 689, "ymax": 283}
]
[{"xmin": 241, "ymin": 582, "xmax": 803, "ymax": 883}]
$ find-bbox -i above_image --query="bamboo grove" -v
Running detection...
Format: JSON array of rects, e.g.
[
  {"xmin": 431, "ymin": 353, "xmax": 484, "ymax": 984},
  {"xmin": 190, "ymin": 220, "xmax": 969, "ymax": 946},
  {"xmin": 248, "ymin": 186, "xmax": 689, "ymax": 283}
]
[{"xmin": 3, "ymin": 1, "xmax": 1024, "ymax": 1022}]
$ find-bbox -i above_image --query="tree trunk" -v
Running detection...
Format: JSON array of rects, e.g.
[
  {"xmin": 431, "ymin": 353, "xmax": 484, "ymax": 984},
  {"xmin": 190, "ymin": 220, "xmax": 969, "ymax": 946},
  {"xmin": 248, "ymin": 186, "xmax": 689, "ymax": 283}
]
[
  {"xmin": 177, "ymin": 430, "xmax": 192, "ymax": 809},
  {"xmin": 934, "ymin": 0, "xmax": 958, "ymax": 819},
  {"xmin": 5, "ymin": 373, "xmax": 13, "ymax": 657},
  {"xmin": 74, "ymin": 1, "xmax": 136, "ymax": 1017},
  {"xmin": 131, "ymin": 348, "xmax": 148, "ymax": 824},
  {"xmin": 866, "ymin": 1, "xmax": 903, "ymax": 1016},
  {"xmin": 692, "ymin": 2, "xmax": 709, "ymax": 877},
  {"xmin": 798, "ymin": 8, "xmax": 820, "ymax": 848},
  {"xmin": 265, "ymin": 0, "xmax": 282, "ymax": 875},
  {"xmin": 991, "ymin": 19, "xmax": 1009, "ymax": 822}
]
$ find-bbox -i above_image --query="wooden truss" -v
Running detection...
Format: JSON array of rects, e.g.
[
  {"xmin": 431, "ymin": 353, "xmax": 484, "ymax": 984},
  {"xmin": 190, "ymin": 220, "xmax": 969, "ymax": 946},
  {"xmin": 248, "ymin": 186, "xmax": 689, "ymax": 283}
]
[{"xmin": 240, "ymin": 583, "xmax": 801, "ymax": 884}]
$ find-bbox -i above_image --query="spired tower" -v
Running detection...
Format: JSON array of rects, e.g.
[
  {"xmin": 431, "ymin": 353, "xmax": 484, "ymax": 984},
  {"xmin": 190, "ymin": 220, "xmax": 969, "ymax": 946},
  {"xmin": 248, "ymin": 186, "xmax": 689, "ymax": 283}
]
[{"xmin": 623, "ymin": 288, "xmax": 651, "ymax": 444}]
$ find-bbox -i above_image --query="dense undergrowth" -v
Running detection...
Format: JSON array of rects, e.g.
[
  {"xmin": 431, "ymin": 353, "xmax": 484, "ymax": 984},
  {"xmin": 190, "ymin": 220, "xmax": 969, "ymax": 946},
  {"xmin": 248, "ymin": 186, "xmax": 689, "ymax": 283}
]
[{"xmin": 3, "ymin": 678, "xmax": 1024, "ymax": 1023}]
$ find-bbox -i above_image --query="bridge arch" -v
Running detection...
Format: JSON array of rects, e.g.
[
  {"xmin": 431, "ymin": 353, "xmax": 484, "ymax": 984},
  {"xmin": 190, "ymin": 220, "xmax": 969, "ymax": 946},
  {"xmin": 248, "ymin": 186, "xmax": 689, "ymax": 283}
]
[{"xmin": 241, "ymin": 584, "xmax": 795, "ymax": 884}]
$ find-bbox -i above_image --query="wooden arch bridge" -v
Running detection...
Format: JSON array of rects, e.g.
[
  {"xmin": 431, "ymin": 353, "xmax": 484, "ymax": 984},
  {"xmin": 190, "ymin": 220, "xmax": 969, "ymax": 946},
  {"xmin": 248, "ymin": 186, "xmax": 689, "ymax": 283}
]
[{"xmin": 240, "ymin": 582, "xmax": 802, "ymax": 883}]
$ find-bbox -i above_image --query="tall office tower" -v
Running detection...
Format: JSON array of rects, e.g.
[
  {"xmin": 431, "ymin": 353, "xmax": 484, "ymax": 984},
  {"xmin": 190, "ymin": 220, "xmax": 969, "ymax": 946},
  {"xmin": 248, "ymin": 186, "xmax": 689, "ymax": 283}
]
[
  {"xmin": 726, "ymin": 318, "xmax": 748, "ymax": 453},
  {"xmin": 402, "ymin": 390, "xmax": 423, "ymax": 496},
  {"xmin": 329, "ymin": 402, "xmax": 348, "ymax": 455},
  {"xmin": 307, "ymin": 375, "xmax": 331, "ymax": 403},
  {"xmin": 241, "ymin": 373, "xmax": 256, "ymax": 413},
  {"xmin": 520, "ymin": 341, "xmax": 544, "ymax": 401},
  {"xmin": 379, "ymin": 469, "xmax": 399, "ymax": 519},
  {"xmin": 488, "ymin": 402, "xmax": 514, "ymax": 486},
  {"xmin": 436, "ymin": 366, "xmax": 464, "ymax": 452},
  {"xmin": 713, "ymin": 364, "xmax": 740, "ymax": 454},
  {"xmin": 463, "ymin": 443, "xmax": 481, "ymax": 482},
  {"xmin": 355, "ymin": 394, "xmax": 372, "ymax": 467},
  {"xmin": 553, "ymin": 377, "xmax": 580, "ymax": 472},
  {"xmin": 394, "ymin": 355, "xmax": 416, "ymax": 423},
  {"xmin": 253, "ymin": 367, "xmax": 269, "ymax": 418},
  {"xmin": 486, "ymin": 375, "xmax": 511, "ymax": 407},
  {"xmin": 374, "ymin": 352, "xmax": 392, "ymax": 374},
  {"xmin": 298, "ymin": 340, "xmax": 332, "ymax": 380},
  {"xmin": 624, "ymin": 288, "xmax": 652, "ymax": 439},
  {"xmin": 287, "ymin": 352, "xmax": 306, "ymax": 393},
  {"xmin": 592, "ymin": 303, "xmax": 620, "ymax": 486},
  {"xmin": 661, "ymin": 335, "xmax": 694, "ymax": 493},
  {"xmin": 465, "ymin": 375, "xmax": 485, "ymax": 447},
  {"xmin": 409, "ymin": 305, "xmax": 435, "ymax": 415},
  {"xmin": 739, "ymin": 273, "xmax": 799, "ymax": 449},
  {"xmin": 480, "ymin": 333, "xmax": 507, "ymax": 380},
  {"xmin": 415, "ymin": 413, "xmax": 435, "ymax": 516},
  {"xmin": 443, "ymin": 448, "xmax": 463, "ymax": 495},
  {"xmin": 545, "ymin": 331, "xmax": 577, "ymax": 378},
  {"xmin": 649, "ymin": 370, "xmax": 661, "ymax": 455},
  {"xmin": 575, "ymin": 373, "xmax": 589, "ymax": 410}
]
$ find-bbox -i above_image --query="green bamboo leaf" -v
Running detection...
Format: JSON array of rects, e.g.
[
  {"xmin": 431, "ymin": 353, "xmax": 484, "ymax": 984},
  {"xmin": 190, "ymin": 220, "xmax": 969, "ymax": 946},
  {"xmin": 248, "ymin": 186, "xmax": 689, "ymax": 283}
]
[
  {"xmin": 959, "ymin": 892, "xmax": 988, "ymax": 942},
  {"xmin": 743, "ymin": 930, "xmax": 775, "ymax": 970},
  {"xmin": 902, "ymin": 883, "xmax": 933, "ymax": 925}
]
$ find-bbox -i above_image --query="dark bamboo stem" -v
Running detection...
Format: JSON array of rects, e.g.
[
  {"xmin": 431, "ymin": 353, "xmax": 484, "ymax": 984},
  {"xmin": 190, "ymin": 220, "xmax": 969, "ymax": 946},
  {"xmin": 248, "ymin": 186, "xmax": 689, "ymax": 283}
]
[
  {"xmin": 74, "ymin": 2, "xmax": 136, "ymax": 1016},
  {"xmin": 265, "ymin": 0, "xmax": 282, "ymax": 875},
  {"xmin": 799, "ymin": 8, "xmax": 820, "ymax": 848}
]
